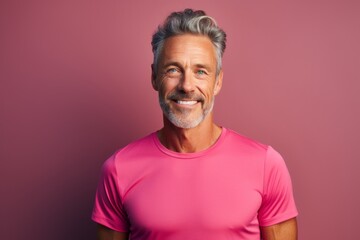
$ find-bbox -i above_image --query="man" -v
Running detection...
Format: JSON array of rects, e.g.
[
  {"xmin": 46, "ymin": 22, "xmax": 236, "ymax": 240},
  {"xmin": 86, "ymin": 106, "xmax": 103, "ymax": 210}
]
[{"xmin": 92, "ymin": 9, "xmax": 298, "ymax": 240}]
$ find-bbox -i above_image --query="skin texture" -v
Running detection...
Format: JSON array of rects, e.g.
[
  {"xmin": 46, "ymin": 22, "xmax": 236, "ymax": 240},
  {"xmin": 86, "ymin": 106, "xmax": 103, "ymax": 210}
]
[
  {"xmin": 97, "ymin": 224, "xmax": 129, "ymax": 240},
  {"xmin": 154, "ymin": 34, "xmax": 222, "ymax": 131},
  {"xmin": 96, "ymin": 34, "xmax": 298, "ymax": 239},
  {"xmin": 152, "ymin": 34, "xmax": 223, "ymax": 153},
  {"xmin": 261, "ymin": 218, "xmax": 298, "ymax": 240}
]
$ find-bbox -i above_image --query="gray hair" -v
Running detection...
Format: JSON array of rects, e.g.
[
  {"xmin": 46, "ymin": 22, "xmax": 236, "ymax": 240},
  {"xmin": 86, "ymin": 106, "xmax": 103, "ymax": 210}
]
[{"xmin": 151, "ymin": 9, "xmax": 227, "ymax": 76}]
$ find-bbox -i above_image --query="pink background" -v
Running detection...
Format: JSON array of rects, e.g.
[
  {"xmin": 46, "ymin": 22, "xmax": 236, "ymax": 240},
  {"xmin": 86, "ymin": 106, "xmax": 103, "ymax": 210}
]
[{"xmin": 1, "ymin": 1, "xmax": 359, "ymax": 239}]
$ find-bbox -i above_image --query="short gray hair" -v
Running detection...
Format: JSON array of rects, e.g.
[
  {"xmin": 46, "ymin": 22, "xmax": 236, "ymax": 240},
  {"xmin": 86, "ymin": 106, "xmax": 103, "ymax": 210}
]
[{"xmin": 151, "ymin": 9, "xmax": 227, "ymax": 76}]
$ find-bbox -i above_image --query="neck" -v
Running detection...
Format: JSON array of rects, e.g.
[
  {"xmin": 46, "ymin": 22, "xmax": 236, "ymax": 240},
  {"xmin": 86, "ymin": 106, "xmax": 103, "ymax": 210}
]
[{"xmin": 157, "ymin": 113, "xmax": 222, "ymax": 153}]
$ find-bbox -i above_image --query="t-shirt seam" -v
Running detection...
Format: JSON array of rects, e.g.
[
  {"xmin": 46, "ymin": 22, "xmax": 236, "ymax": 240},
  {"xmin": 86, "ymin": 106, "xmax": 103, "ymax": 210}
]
[
  {"xmin": 92, "ymin": 214, "xmax": 129, "ymax": 232},
  {"xmin": 259, "ymin": 210, "xmax": 299, "ymax": 226},
  {"xmin": 152, "ymin": 127, "xmax": 227, "ymax": 159},
  {"xmin": 261, "ymin": 145, "xmax": 270, "ymax": 199},
  {"xmin": 112, "ymin": 151, "xmax": 126, "ymax": 209}
]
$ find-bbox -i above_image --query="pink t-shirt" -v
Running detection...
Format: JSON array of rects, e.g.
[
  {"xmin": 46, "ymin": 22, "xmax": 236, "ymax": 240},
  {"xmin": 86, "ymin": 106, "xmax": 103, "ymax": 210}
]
[{"xmin": 92, "ymin": 128, "xmax": 298, "ymax": 239}]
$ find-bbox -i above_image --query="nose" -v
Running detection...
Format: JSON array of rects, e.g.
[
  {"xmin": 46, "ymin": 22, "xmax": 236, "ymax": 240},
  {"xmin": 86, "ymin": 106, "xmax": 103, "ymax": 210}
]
[{"xmin": 177, "ymin": 70, "xmax": 195, "ymax": 93}]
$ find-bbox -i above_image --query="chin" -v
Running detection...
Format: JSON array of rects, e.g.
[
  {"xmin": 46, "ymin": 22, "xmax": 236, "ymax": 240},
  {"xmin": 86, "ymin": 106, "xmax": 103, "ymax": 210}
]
[
  {"xmin": 159, "ymin": 96, "xmax": 215, "ymax": 129},
  {"xmin": 166, "ymin": 110, "xmax": 209, "ymax": 129}
]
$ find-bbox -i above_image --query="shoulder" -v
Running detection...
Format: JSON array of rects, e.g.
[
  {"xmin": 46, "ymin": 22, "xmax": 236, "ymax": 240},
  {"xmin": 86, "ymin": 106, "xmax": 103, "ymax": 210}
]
[
  {"xmin": 98, "ymin": 132, "xmax": 158, "ymax": 186},
  {"xmin": 223, "ymin": 128, "xmax": 269, "ymax": 153},
  {"xmin": 113, "ymin": 132, "xmax": 156, "ymax": 156},
  {"xmin": 101, "ymin": 132, "xmax": 159, "ymax": 170},
  {"xmin": 222, "ymin": 128, "xmax": 288, "ymax": 169}
]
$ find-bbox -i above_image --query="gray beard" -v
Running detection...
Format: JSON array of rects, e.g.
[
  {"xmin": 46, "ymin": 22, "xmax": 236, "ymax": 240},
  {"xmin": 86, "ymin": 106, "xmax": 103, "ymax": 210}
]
[{"xmin": 159, "ymin": 95, "xmax": 214, "ymax": 129}]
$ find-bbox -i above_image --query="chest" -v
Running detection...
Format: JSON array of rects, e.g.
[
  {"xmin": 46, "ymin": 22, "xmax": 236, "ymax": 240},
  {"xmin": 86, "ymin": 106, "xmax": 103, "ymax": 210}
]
[{"xmin": 121, "ymin": 157, "xmax": 263, "ymax": 234}]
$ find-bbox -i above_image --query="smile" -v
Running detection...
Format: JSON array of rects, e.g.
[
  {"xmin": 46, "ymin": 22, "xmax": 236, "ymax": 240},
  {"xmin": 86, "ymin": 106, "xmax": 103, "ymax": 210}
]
[{"xmin": 176, "ymin": 100, "xmax": 198, "ymax": 105}]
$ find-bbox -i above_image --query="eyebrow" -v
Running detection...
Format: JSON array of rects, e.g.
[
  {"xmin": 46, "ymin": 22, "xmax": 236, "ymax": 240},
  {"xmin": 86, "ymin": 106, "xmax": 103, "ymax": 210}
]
[
  {"xmin": 161, "ymin": 62, "xmax": 212, "ymax": 71},
  {"xmin": 162, "ymin": 61, "xmax": 182, "ymax": 69},
  {"xmin": 194, "ymin": 63, "xmax": 212, "ymax": 71}
]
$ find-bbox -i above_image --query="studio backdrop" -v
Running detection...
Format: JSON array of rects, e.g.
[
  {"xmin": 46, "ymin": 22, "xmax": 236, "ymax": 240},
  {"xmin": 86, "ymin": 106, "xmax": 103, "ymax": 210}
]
[{"xmin": 1, "ymin": 1, "xmax": 359, "ymax": 239}]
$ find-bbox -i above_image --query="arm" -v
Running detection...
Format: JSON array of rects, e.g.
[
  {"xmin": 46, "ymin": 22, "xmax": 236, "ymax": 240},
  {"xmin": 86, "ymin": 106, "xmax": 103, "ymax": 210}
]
[
  {"xmin": 97, "ymin": 224, "xmax": 129, "ymax": 240},
  {"xmin": 260, "ymin": 218, "xmax": 298, "ymax": 240}
]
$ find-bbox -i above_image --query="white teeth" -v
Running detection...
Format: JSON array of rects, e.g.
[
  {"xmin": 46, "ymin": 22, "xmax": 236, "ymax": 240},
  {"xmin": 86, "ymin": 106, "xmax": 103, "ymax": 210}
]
[{"xmin": 177, "ymin": 100, "xmax": 197, "ymax": 105}]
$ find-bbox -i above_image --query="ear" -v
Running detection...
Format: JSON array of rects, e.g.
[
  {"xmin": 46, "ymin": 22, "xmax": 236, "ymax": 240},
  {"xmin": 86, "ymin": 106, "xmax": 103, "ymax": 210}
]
[
  {"xmin": 151, "ymin": 64, "xmax": 158, "ymax": 91},
  {"xmin": 214, "ymin": 70, "xmax": 223, "ymax": 96}
]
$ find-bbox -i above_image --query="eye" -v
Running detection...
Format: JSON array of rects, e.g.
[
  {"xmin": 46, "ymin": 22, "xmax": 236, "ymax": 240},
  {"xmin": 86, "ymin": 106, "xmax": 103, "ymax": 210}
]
[
  {"xmin": 164, "ymin": 68, "xmax": 182, "ymax": 78},
  {"xmin": 166, "ymin": 68, "xmax": 180, "ymax": 74},
  {"xmin": 168, "ymin": 68, "xmax": 177, "ymax": 73},
  {"xmin": 196, "ymin": 69, "xmax": 207, "ymax": 75}
]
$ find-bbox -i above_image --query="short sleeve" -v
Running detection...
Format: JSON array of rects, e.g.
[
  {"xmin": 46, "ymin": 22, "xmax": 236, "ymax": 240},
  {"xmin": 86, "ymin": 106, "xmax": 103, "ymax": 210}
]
[
  {"xmin": 258, "ymin": 146, "xmax": 298, "ymax": 226},
  {"xmin": 91, "ymin": 154, "xmax": 130, "ymax": 232}
]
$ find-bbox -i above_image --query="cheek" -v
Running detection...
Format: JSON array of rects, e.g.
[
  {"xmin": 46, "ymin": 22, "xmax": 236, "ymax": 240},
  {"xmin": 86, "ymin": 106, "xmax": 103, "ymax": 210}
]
[
  {"xmin": 158, "ymin": 85, "xmax": 172, "ymax": 100},
  {"xmin": 159, "ymin": 79, "xmax": 179, "ymax": 94},
  {"xmin": 198, "ymin": 83, "xmax": 216, "ymax": 97}
]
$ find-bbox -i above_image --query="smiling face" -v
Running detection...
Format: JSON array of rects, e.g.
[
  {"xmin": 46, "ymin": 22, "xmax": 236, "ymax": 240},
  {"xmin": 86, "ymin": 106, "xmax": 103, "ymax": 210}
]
[{"xmin": 152, "ymin": 34, "xmax": 223, "ymax": 129}]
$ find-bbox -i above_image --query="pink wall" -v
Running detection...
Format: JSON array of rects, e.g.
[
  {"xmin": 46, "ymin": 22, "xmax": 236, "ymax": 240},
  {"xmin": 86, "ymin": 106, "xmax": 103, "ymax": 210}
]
[{"xmin": 1, "ymin": 1, "xmax": 359, "ymax": 239}]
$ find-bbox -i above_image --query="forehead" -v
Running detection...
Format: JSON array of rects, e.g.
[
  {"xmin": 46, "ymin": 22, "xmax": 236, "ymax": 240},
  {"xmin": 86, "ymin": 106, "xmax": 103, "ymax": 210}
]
[{"xmin": 160, "ymin": 34, "xmax": 217, "ymax": 66}]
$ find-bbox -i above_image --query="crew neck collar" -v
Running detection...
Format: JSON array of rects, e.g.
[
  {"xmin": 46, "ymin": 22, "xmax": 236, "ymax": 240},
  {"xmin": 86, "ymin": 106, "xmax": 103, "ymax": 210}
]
[{"xmin": 152, "ymin": 127, "xmax": 227, "ymax": 159}]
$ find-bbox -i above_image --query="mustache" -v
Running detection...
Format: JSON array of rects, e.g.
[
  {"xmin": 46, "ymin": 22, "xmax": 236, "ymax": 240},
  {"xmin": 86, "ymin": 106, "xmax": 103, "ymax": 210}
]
[{"xmin": 167, "ymin": 92, "xmax": 204, "ymax": 102}]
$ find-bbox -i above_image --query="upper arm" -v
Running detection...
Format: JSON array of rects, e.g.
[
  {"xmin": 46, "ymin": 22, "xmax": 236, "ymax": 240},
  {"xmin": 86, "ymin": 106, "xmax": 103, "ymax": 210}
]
[
  {"xmin": 258, "ymin": 147, "xmax": 298, "ymax": 226},
  {"xmin": 97, "ymin": 224, "xmax": 129, "ymax": 240},
  {"xmin": 92, "ymin": 156, "xmax": 130, "ymax": 234},
  {"xmin": 260, "ymin": 217, "xmax": 298, "ymax": 240}
]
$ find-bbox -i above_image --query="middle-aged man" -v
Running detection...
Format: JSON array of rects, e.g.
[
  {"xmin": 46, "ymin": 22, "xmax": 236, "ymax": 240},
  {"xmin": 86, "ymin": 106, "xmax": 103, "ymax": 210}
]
[{"xmin": 92, "ymin": 9, "xmax": 298, "ymax": 240}]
